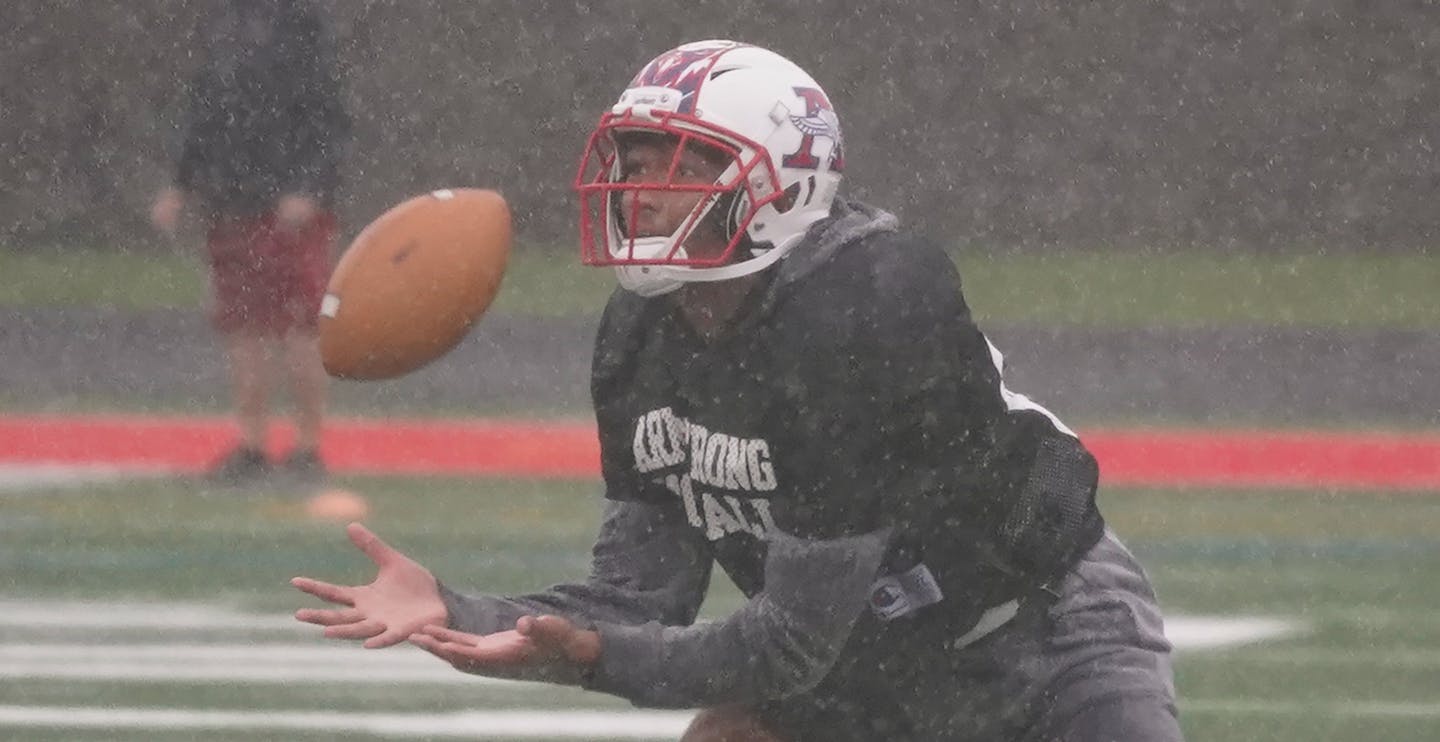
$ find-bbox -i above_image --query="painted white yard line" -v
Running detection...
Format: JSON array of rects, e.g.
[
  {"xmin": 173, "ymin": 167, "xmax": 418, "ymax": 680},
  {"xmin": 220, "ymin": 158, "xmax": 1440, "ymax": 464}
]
[
  {"xmin": 0, "ymin": 618, "xmax": 1302, "ymax": 687},
  {"xmin": 18, "ymin": 639, "xmax": 1425, "ymax": 689},
  {"xmin": 25, "ymin": 638, "xmax": 1427, "ymax": 675},
  {"xmin": 0, "ymin": 662, "xmax": 501, "ymax": 684},
  {"xmin": 1162, "ymin": 615, "xmax": 1299, "ymax": 650},
  {"xmin": 0, "ymin": 600, "xmax": 1305, "ymax": 650},
  {"xmin": 1, "ymin": 643, "xmax": 466, "ymax": 663},
  {"xmin": 0, "ymin": 643, "xmax": 516, "ymax": 686},
  {"xmin": 0, "ymin": 600, "xmax": 303, "ymax": 631},
  {"xmin": 0, "ymin": 463, "xmax": 169, "ymax": 493},
  {"xmin": 0, "ymin": 706, "xmax": 693, "ymax": 738}
]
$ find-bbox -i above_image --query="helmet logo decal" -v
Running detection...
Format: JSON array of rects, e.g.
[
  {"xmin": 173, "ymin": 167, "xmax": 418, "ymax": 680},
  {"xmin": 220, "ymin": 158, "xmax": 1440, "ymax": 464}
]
[
  {"xmin": 629, "ymin": 41, "xmax": 742, "ymax": 115},
  {"xmin": 781, "ymin": 87, "xmax": 844, "ymax": 173}
]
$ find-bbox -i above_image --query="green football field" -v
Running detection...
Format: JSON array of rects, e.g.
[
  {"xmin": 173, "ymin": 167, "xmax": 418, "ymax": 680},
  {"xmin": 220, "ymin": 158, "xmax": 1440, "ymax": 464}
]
[
  {"xmin": 3, "ymin": 475, "xmax": 1438, "ymax": 740},
  {"xmin": 5, "ymin": 246, "xmax": 1438, "ymax": 329}
]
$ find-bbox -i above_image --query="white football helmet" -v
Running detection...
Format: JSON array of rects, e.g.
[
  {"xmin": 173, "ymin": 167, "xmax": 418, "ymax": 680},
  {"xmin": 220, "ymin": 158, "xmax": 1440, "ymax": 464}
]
[{"xmin": 575, "ymin": 40, "xmax": 845, "ymax": 297}]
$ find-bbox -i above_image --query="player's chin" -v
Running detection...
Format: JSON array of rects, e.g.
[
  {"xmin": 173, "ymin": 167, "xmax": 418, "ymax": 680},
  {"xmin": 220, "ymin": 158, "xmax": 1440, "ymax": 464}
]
[{"xmin": 624, "ymin": 224, "xmax": 672, "ymax": 240}]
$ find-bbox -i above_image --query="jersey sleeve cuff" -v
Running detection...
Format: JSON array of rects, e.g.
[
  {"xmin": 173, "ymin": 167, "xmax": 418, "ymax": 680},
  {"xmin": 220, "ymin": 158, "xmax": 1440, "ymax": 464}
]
[{"xmin": 582, "ymin": 621, "xmax": 677, "ymax": 705}]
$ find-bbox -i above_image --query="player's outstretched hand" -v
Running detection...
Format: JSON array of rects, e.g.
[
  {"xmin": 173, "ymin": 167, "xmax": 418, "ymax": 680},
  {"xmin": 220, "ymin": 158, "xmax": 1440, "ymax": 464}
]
[
  {"xmin": 409, "ymin": 614, "xmax": 600, "ymax": 680},
  {"xmin": 291, "ymin": 523, "xmax": 448, "ymax": 649}
]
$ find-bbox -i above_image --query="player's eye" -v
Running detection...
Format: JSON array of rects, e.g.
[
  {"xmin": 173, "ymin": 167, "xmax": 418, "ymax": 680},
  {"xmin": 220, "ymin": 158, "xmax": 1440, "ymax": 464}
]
[
  {"xmin": 620, "ymin": 154, "xmax": 664, "ymax": 183},
  {"xmin": 619, "ymin": 160, "xmax": 646, "ymax": 182},
  {"xmin": 674, "ymin": 154, "xmax": 717, "ymax": 181}
]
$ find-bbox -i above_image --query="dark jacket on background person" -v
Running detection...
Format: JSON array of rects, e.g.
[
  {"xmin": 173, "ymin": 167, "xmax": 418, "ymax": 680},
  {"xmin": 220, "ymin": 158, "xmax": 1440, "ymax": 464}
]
[{"xmin": 175, "ymin": 0, "xmax": 350, "ymax": 217}]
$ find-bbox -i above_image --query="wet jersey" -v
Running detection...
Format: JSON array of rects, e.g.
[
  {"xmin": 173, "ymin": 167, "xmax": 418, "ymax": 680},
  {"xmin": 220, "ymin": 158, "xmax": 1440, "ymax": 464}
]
[
  {"xmin": 591, "ymin": 208, "xmax": 1103, "ymax": 615},
  {"xmin": 440, "ymin": 200, "xmax": 1105, "ymax": 712}
]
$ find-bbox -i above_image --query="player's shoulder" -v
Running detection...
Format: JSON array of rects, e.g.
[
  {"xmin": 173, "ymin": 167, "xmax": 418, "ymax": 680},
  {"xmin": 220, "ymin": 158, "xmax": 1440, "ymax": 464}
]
[
  {"xmin": 810, "ymin": 228, "xmax": 957, "ymax": 292},
  {"xmin": 867, "ymin": 230, "xmax": 963, "ymax": 291},
  {"xmin": 782, "ymin": 229, "xmax": 965, "ymax": 333}
]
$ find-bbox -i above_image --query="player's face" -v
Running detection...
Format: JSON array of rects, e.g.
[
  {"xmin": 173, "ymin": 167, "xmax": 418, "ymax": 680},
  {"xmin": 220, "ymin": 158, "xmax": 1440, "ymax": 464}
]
[{"xmin": 616, "ymin": 136, "xmax": 730, "ymax": 257}]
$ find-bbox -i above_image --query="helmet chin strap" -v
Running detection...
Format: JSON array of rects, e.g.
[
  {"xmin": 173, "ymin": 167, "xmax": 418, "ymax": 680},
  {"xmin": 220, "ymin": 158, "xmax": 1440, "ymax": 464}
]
[
  {"xmin": 615, "ymin": 264, "xmax": 685, "ymax": 297},
  {"xmin": 659, "ymin": 236, "xmax": 793, "ymax": 283},
  {"xmin": 614, "ymin": 232, "xmax": 801, "ymax": 297},
  {"xmin": 610, "ymin": 236, "xmax": 686, "ymax": 296}
]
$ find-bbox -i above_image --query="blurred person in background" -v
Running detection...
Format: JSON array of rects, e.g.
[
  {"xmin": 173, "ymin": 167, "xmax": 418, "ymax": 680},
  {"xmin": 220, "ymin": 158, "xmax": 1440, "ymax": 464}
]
[{"xmin": 151, "ymin": 0, "xmax": 350, "ymax": 487}]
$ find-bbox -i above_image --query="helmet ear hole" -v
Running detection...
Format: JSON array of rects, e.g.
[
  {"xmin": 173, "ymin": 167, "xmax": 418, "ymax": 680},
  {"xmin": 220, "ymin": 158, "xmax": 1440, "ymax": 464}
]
[{"xmin": 775, "ymin": 181, "xmax": 802, "ymax": 215}]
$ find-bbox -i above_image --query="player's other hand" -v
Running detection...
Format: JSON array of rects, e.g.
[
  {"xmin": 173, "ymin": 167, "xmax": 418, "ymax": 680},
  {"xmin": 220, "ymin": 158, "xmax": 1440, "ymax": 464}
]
[
  {"xmin": 275, "ymin": 193, "xmax": 320, "ymax": 233},
  {"xmin": 291, "ymin": 523, "xmax": 448, "ymax": 649},
  {"xmin": 409, "ymin": 615, "xmax": 601, "ymax": 680},
  {"xmin": 150, "ymin": 187, "xmax": 184, "ymax": 235}
]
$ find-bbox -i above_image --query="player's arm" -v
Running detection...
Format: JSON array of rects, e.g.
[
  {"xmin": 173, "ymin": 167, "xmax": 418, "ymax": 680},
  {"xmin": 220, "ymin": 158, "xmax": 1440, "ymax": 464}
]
[
  {"xmin": 292, "ymin": 498, "xmax": 711, "ymax": 654},
  {"xmin": 580, "ymin": 524, "xmax": 891, "ymax": 707},
  {"xmin": 164, "ymin": 70, "xmax": 208, "ymax": 210},
  {"xmin": 412, "ymin": 497, "xmax": 714, "ymax": 686},
  {"xmin": 169, "ymin": 11, "xmax": 278, "ymax": 203},
  {"xmin": 410, "ymin": 524, "xmax": 891, "ymax": 705},
  {"xmin": 440, "ymin": 497, "xmax": 713, "ymax": 636}
]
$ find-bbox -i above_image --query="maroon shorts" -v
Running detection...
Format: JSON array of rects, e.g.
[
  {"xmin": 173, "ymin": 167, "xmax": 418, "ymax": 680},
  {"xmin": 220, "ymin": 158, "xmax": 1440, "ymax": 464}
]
[{"xmin": 207, "ymin": 211, "xmax": 337, "ymax": 336}]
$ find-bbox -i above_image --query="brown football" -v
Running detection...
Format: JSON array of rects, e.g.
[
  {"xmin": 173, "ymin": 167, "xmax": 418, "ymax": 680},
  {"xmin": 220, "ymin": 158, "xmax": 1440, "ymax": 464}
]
[{"xmin": 319, "ymin": 188, "xmax": 511, "ymax": 380}]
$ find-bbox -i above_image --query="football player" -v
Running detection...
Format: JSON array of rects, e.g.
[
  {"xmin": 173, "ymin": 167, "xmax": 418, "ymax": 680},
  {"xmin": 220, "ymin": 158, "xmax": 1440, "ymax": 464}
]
[{"xmin": 294, "ymin": 40, "xmax": 1182, "ymax": 741}]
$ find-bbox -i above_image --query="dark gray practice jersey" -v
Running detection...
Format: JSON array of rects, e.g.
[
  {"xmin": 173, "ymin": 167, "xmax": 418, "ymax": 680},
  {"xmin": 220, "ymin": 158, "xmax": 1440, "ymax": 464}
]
[{"xmin": 441, "ymin": 200, "xmax": 1105, "ymax": 710}]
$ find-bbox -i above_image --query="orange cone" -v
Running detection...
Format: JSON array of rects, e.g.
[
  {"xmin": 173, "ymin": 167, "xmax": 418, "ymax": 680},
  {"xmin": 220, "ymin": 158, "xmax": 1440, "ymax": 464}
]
[{"xmin": 304, "ymin": 488, "xmax": 371, "ymax": 522}]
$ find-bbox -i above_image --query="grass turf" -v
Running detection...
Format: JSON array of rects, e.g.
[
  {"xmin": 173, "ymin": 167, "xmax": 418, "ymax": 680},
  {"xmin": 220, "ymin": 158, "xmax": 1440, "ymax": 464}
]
[
  {"xmin": 3, "ymin": 245, "xmax": 1436, "ymax": 328},
  {"xmin": 3, "ymin": 475, "xmax": 1439, "ymax": 740}
]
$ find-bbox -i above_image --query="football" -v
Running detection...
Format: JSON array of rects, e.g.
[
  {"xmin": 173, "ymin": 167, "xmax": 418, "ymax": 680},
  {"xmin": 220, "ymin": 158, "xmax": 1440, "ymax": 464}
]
[{"xmin": 319, "ymin": 188, "xmax": 511, "ymax": 380}]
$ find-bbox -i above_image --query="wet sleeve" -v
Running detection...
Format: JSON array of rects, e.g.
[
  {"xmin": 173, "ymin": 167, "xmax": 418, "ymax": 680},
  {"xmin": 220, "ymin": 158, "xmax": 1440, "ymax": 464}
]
[
  {"xmin": 582, "ymin": 526, "xmax": 891, "ymax": 708},
  {"xmin": 440, "ymin": 498, "xmax": 712, "ymax": 637}
]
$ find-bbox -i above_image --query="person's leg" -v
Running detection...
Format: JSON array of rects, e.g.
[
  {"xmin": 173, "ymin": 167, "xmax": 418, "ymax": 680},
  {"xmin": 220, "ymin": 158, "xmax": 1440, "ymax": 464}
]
[
  {"xmin": 1023, "ymin": 531, "xmax": 1184, "ymax": 742},
  {"xmin": 226, "ymin": 330, "xmax": 273, "ymax": 450},
  {"xmin": 202, "ymin": 329, "xmax": 275, "ymax": 484},
  {"xmin": 282, "ymin": 328, "xmax": 327, "ymax": 452},
  {"xmin": 272, "ymin": 210, "xmax": 336, "ymax": 480},
  {"xmin": 207, "ymin": 217, "xmax": 277, "ymax": 483}
]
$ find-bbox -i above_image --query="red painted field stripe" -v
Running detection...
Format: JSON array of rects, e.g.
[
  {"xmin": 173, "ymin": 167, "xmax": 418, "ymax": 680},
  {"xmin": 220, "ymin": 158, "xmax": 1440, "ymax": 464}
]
[
  {"xmin": 0, "ymin": 415, "xmax": 1437, "ymax": 490},
  {"xmin": 0, "ymin": 415, "xmax": 599, "ymax": 479},
  {"xmin": 1085, "ymin": 428, "xmax": 1440, "ymax": 490}
]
